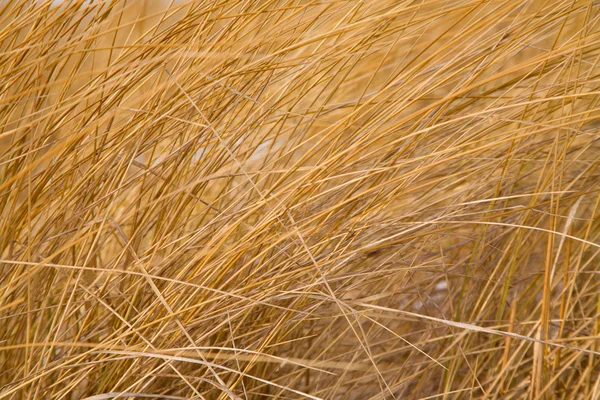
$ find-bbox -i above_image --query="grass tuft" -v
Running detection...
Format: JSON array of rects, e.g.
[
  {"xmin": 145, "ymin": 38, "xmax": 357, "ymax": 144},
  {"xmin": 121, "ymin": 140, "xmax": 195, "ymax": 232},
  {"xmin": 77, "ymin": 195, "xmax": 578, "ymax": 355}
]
[{"xmin": 1, "ymin": 0, "xmax": 599, "ymax": 398}]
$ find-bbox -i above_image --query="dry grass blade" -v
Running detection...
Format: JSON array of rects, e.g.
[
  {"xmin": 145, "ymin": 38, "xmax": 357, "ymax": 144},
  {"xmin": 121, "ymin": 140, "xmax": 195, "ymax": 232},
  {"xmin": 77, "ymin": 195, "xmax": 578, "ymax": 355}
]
[{"xmin": 1, "ymin": 0, "xmax": 599, "ymax": 398}]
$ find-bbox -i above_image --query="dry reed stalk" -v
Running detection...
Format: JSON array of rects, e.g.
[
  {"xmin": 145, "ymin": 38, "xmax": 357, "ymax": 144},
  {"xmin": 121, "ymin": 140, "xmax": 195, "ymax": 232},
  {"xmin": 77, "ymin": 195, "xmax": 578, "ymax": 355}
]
[{"xmin": 0, "ymin": 0, "xmax": 599, "ymax": 398}]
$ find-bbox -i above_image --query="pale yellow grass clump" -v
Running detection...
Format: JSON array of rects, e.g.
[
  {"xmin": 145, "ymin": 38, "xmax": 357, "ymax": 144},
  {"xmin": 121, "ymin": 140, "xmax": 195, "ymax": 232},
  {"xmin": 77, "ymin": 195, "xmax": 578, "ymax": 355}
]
[{"xmin": 0, "ymin": 0, "xmax": 599, "ymax": 398}]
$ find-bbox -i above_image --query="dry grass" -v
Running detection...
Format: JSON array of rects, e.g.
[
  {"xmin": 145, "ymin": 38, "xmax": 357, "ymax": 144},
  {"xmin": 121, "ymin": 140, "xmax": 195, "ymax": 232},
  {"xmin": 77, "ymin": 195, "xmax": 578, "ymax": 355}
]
[{"xmin": 1, "ymin": 0, "xmax": 600, "ymax": 398}]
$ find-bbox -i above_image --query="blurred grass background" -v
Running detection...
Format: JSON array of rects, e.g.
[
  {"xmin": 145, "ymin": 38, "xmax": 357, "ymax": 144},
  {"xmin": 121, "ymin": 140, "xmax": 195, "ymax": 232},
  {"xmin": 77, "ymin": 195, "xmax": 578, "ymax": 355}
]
[{"xmin": 0, "ymin": 0, "xmax": 599, "ymax": 398}]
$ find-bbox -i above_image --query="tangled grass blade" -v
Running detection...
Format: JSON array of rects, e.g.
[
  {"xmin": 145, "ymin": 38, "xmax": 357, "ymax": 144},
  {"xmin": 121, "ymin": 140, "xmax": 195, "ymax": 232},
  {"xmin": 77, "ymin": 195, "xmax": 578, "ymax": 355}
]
[{"xmin": 0, "ymin": 0, "xmax": 599, "ymax": 398}]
